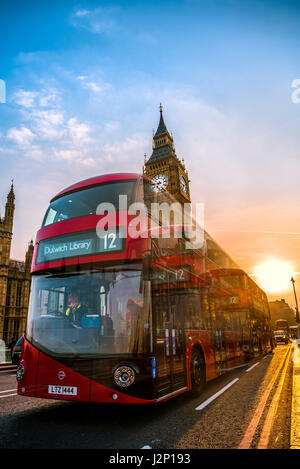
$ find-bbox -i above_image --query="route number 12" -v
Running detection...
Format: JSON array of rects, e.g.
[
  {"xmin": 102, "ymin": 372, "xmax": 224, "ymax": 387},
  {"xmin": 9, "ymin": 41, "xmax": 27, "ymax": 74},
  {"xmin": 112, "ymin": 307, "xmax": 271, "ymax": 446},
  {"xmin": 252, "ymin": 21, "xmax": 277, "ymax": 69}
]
[{"xmin": 103, "ymin": 232, "xmax": 117, "ymax": 250}]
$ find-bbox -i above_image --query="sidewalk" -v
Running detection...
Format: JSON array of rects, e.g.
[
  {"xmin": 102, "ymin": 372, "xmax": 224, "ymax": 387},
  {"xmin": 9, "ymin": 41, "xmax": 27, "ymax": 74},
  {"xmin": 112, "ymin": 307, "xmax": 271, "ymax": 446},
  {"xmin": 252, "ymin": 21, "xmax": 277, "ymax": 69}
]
[
  {"xmin": 0, "ymin": 362, "xmax": 17, "ymax": 371},
  {"xmin": 290, "ymin": 340, "xmax": 300, "ymax": 449}
]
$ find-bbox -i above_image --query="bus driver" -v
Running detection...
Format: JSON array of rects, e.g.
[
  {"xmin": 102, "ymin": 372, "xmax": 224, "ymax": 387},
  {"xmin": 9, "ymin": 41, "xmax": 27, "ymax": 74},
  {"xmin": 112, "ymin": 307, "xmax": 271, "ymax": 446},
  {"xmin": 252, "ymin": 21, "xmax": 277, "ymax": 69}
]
[{"xmin": 65, "ymin": 291, "xmax": 87, "ymax": 327}]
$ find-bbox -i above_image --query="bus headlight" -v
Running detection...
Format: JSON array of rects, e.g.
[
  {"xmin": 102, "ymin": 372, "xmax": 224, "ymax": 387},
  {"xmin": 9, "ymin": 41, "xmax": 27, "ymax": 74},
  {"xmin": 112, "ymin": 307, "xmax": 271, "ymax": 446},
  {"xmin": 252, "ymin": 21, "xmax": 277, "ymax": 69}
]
[
  {"xmin": 113, "ymin": 366, "xmax": 135, "ymax": 388},
  {"xmin": 16, "ymin": 361, "xmax": 26, "ymax": 382}
]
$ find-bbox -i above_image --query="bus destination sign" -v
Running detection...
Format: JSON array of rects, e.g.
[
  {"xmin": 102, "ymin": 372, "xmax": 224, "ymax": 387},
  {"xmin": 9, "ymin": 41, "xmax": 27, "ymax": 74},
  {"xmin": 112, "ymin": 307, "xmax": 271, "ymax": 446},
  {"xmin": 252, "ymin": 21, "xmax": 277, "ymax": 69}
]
[{"xmin": 36, "ymin": 229, "xmax": 124, "ymax": 264}]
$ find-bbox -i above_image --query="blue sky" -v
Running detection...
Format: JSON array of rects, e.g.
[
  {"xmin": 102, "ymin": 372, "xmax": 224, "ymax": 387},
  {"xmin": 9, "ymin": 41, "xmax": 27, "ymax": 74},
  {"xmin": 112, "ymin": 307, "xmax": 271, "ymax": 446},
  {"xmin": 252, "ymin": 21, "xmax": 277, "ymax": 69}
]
[{"xmin": 1, "ymin": 0, "xmax": 300, "ymax": 301}]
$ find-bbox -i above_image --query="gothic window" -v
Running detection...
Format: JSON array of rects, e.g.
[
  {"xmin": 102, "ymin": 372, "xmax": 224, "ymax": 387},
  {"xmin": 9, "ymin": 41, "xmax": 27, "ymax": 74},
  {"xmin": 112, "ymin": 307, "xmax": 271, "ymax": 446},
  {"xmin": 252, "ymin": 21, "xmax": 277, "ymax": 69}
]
[
  {"xmin": 16, "ymin": 282, "xmax": 22, "ymax": 308},
  {"xmin": 6, "ymin": 281, "xmax": 11, "ymax": 307}
]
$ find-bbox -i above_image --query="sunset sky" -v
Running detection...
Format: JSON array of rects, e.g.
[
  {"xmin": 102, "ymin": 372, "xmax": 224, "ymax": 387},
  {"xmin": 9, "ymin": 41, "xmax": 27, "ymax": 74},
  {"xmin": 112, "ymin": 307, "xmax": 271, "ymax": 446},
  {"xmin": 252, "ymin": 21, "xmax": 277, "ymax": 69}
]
[{"xmin": 1, "ymin": 0, "xmax": 300, "ymax": 307}]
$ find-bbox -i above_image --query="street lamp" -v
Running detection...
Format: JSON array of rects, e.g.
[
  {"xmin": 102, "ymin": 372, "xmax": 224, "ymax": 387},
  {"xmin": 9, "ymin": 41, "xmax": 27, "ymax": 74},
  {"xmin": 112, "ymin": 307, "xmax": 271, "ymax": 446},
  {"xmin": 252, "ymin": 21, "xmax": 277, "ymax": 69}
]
[{"xmin": 291, "ymin": 277, "xmax": 300, "ymax": 332}]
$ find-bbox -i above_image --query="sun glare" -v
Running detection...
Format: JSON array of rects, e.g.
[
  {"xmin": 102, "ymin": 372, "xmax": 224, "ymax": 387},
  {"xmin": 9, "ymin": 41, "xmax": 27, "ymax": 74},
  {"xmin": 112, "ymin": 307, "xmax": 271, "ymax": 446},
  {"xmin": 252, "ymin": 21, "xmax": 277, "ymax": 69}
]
[{"xmin": 253, "ymin": 258, "xmax": 293, "ymax": 294}]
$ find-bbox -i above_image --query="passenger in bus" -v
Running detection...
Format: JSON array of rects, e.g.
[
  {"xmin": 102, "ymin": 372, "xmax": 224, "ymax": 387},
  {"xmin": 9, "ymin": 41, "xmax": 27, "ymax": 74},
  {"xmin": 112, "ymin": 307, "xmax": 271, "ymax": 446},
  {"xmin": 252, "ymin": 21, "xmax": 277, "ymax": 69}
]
[
  {"xmin": 101, "ymin": 315, "xmax": 114, "ymax": 336},
  {"xmin": 65, "ymin": 291, "xmax": 87, "ymax": 327}
]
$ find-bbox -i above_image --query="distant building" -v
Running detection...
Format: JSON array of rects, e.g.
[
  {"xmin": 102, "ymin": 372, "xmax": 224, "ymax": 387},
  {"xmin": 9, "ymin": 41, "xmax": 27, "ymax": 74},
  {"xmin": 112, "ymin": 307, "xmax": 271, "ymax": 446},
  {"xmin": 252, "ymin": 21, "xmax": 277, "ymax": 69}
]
[
  {"xmin": 269, "ymin": 299, "xmax": 296, "ymax": 329},
  {"xmin": 0, "ymin": 183, "xmax": 33, "ymax": 345}
]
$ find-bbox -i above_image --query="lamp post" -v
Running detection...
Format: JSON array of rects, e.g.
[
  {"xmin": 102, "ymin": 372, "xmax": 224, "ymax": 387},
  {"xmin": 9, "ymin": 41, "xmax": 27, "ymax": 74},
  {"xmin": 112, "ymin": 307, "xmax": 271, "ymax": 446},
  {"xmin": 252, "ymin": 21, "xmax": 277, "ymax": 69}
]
[{"xmin": 291, "ymin": 277, "xmax": 300, "ymax": 339}]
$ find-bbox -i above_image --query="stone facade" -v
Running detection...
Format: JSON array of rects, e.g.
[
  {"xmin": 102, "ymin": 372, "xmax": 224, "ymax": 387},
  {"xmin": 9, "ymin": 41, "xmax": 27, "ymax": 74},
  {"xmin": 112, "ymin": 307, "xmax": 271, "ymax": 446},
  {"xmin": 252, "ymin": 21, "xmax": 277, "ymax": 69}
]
[{"xmin": 0, "ymin": 183, "xmax": 33, "ymax": 345}]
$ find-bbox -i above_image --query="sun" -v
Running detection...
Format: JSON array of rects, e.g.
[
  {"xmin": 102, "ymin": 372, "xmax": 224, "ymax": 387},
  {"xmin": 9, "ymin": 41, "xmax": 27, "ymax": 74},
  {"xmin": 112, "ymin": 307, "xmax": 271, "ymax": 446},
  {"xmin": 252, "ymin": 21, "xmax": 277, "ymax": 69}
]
[{"xmin": 253, "ymin": 258, "xmax": 293, "ymax": 294}]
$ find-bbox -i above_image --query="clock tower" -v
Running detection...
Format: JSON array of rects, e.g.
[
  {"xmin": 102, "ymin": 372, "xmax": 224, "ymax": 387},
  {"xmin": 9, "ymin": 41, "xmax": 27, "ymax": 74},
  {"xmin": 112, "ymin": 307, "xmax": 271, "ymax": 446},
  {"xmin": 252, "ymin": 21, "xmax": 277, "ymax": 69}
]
[{"xmin": 144, "ymin": 104, "xmax": 191, "ymax": 205}]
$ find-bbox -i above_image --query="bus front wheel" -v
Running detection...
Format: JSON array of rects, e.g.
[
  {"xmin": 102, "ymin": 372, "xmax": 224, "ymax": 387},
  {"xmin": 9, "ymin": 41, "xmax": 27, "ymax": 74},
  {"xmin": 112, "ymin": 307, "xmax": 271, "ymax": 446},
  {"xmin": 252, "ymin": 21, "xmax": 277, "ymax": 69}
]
[{"xmin": 190, "ymin": 348, "xmax": 205, "ymax": 395}]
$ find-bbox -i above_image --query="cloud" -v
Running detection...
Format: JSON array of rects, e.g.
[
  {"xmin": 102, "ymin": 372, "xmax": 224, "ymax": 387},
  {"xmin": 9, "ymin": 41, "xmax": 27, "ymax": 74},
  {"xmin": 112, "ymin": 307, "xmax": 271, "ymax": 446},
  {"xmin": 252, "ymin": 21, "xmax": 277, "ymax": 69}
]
[
  {"xmin": 54, "ymin": 149, "xmax": 96, "ymax": 168},
  {"xmin": 7, "ymin": 126, "xmax": 35, "ymax": 146},
  {"xmin": 85, "ymin": 82, "xmax": 102, "ymax": 93},
  {"xmin": 104, "ymin": 121, "xmax": 120, "ymax": 133},
  {"xmin": 8, "ymin": 86, "xmax": 93, "ymax": 148},
  {"xmin": 76, "ymin": 75, "xmax": 111, "ymax": 94},
  {"xmin": 13, "ymin": 90, "xmax": 39, "ymax": 108},
  {"xmin": 67, "ymin": 117, "xmax": 92, "ymax": 145},
  {"xmin": 13, "ymin": 88, "xmax": 60, "ymax": 109},
  {"xmin": 38, "ymin": 89, "xmax": 60, "ymax": 107},
  {"xmin": 31, "ymin": 109, "xmax": 65, "ymax": 139},
  {"xmin": 74, "ymin": 9, "xmax": 90, "ymax": 17},
  {"xmin": 76, "ymin": 75, "xmax": 102, "ymax": 93},
  {"xmin": 80, "ymin": 157, "xmax": 96, "ymax": 167},
  {"xmin": 54, "ymin": 149, "xmax": 82, "ymax": 160},
  {"xmin": 23, "ymin": 145, "xmax": 44, "ymax": 161},
  {"xmin": 14, "ymin": 51, "xmax": 42, "ymax": 65},
  {"xmin": 100, "ymin": 134, "xmax": 148, "ymax": 168},
  {"xmin": 70, "ymin": 7, "xmax": 119, "ymax": 35}
]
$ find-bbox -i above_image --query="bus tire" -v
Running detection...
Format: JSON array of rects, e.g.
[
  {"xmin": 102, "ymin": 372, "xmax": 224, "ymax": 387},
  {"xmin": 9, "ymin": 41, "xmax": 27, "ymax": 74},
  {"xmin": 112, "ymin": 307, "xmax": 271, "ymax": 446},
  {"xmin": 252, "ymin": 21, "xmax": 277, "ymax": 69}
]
[{"xmin": 190, "ymin": 348, "xmax": 205, "ymax": 395}]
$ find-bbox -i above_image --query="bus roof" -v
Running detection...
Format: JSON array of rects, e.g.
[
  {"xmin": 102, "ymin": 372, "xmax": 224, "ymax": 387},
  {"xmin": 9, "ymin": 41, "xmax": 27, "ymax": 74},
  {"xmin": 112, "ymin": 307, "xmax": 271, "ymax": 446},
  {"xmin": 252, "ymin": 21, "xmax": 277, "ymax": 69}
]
[{"xmin": 51, "ymin": 172, "xmax": 140, "ymax": 202}]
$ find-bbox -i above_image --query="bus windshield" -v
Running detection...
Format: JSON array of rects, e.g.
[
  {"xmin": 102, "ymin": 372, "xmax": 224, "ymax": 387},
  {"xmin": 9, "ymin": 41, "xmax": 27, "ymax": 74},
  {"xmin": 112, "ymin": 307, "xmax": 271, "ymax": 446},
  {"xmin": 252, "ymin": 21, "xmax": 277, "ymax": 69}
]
[
  {"xmin": 42, "ymin": 180, "xmax": 136, "ymax": 227},
  {"xmin": 27, "ymin": 264, "xmax": 152, "ymax": 356}
]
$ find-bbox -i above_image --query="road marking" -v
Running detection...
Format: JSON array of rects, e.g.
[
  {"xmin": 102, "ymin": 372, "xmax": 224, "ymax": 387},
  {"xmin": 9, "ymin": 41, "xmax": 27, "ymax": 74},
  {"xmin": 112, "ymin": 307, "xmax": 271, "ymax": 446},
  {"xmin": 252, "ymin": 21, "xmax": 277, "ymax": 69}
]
[
  {"xmin": 0, "ymin": 389, "xmax": 17, "ymax": 393},
  {"xmin": 220, "ymin": 364, "xmax": 248, "ymax": 372},
  {"xmin": 0, "ymin": 393, "xmax": 17, "ymax": 399},
  {"xmin": 257, "ymin": 346, "xmax": 292, "ymax": 448},
  {"xmin": 195, "ymin": 378, "xmax": 239, "ymax": 411},
  {"xmin": 290, "ymin": 342, "xmax": 300, "ymax": 449},
  {"xmin": 245, "ymin": 362, "xmax": 260, "ymax": 372},
  {"xmin": 238, "ymin": 346, "xmax": 290, "ymax": 449},
  {"xmin": 263, "ymin": 354, "xmax": 270, "ymax": 359}
]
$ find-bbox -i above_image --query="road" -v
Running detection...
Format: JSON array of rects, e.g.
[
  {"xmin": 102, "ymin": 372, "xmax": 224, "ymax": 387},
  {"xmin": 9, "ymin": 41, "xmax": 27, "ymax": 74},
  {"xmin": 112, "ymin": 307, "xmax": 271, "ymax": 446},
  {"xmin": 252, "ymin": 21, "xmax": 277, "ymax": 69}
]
[{"xmin": 0, "ymin": 344, "xmax": 292, "ymax": 449}]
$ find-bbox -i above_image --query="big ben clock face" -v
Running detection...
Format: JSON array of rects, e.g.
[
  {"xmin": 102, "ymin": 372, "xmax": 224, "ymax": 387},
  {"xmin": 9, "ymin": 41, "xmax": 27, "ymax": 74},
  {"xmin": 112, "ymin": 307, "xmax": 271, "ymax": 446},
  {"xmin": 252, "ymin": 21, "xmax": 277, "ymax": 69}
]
[
  {"xmin": 180, "ymin": 176, "xmax": 188, "ymax": 195},
  {"xmin": 150, "ymin": 174, "xmax": 168, "ymax": 192}
]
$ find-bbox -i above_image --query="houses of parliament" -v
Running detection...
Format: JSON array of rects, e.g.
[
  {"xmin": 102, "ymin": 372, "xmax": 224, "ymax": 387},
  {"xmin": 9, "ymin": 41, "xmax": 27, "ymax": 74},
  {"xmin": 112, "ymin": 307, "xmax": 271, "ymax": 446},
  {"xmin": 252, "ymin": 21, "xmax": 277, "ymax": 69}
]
[
  {"xmin": 0, "ymin": 183, "xmax": 33, "ymax": 344},
  {"xmin": 0, "ymin": 106, "xmax": 190, "ymax": 345}
]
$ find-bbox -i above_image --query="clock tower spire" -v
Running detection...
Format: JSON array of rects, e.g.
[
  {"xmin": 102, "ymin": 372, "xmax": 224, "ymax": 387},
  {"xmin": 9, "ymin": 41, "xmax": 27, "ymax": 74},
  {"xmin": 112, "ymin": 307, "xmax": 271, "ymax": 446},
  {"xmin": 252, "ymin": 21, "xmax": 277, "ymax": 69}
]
[{"xmin": 144, "ymin": 105, "xmax": 191, "ymax": 205}]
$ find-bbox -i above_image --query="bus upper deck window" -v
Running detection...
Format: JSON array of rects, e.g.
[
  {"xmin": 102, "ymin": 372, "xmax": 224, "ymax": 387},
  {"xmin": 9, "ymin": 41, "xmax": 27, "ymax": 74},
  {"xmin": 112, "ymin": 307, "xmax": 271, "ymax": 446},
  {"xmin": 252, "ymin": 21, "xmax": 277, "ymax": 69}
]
[
  {"xmin": 43, "ymin": 207, "xmax": 57, "ymax": 226},
  {"xmin": 42, "ymin": 180, "xmax": 136, "ymax": 227}
]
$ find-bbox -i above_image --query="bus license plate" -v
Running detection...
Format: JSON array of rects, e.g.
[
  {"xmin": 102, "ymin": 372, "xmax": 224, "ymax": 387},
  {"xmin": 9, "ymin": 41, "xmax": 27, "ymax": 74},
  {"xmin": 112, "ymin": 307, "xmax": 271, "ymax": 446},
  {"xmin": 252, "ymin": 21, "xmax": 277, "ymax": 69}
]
[{"xmin": 48, "ymin": 385, "xmax": 77, "ymax": 396}]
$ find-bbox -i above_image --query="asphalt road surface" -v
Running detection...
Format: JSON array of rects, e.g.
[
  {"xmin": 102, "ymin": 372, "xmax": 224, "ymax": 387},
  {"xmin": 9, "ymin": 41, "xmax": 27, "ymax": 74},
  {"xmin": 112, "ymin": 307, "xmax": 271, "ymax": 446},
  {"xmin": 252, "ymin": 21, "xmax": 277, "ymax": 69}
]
[{"xmin": 0, "ymin": 344, "xmax": 292, "ymax": 449}]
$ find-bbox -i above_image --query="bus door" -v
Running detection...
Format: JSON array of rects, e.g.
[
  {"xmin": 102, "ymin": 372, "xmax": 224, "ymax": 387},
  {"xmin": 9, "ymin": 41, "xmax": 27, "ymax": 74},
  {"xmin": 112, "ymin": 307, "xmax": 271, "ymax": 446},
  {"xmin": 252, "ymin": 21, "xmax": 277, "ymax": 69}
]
[
  {"xmin": 213, "ymin": 309, "xmax": 227, "ymax": 374},
  {"xmin": 153, "ymin": 289, "xmax": 186, "ymax": 398}
]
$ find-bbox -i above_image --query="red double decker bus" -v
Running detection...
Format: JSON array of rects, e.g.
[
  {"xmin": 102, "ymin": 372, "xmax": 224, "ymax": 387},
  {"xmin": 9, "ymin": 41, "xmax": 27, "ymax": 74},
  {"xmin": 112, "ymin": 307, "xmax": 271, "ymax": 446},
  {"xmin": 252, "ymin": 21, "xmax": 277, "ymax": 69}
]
[{"xmin": 17, "ymin": 173, "xmax": 272, "ymax": 404}]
